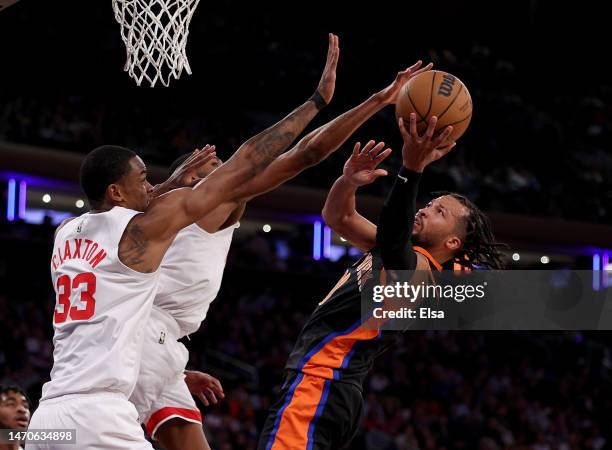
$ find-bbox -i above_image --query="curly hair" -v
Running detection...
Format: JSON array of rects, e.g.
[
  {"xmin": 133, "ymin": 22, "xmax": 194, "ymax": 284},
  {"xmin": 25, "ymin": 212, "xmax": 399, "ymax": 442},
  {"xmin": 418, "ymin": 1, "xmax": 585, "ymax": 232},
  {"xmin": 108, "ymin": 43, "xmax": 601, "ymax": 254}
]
[{"xmin": 435, "ymin": 192, "xmax": 507, "ymax": 269}]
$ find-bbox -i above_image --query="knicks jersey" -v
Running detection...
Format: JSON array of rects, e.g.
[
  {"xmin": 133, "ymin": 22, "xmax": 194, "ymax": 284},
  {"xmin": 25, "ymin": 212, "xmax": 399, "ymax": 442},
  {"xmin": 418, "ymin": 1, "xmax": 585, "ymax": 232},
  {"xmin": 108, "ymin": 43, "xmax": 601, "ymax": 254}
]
[
  {"xmin": 41, "ymin": 206, "xmax": 160, "ymax": 401},
  {"xmin": 285, "ymin": 247, "xmax": 440, "ymax": 388},
  {"xmin": 154, "ymin": 222, "xmax": 238, "ymax": 337}
]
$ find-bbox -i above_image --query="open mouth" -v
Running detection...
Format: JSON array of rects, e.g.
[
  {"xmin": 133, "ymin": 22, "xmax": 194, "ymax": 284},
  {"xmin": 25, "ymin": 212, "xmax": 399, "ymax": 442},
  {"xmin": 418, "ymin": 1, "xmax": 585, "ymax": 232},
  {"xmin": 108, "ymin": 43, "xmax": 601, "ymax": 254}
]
[
  {"xmin": 15, "ymin": 418, "xmax": 29, "ymax": 427},
  {"xmin": 413, "ymin": 217, "xmax": 423, "ymax": 232}
]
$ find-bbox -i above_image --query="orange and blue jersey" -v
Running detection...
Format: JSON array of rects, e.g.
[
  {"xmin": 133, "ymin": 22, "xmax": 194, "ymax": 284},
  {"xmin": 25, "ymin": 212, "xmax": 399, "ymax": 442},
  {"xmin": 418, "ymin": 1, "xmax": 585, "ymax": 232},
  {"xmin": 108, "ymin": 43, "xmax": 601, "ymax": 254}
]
[
  {"xmin": 285, "ymin": 247, "xmax": 440, "ymax": 388},
  {"xmin": 258, "ymin": 247, "xmax": 441, "ymax": 450}
]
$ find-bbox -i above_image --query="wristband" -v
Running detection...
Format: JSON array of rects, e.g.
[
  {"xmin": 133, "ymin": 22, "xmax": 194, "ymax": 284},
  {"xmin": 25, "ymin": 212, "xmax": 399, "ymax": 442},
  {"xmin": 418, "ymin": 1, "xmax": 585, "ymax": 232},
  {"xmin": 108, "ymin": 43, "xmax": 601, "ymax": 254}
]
[
  {"xmin": 310, "ymin": 90, "xmax": 327, "ymax": 110},
  {"xmin": 397, "ymin": 166, "xmax": 422, "ymax": 184}
]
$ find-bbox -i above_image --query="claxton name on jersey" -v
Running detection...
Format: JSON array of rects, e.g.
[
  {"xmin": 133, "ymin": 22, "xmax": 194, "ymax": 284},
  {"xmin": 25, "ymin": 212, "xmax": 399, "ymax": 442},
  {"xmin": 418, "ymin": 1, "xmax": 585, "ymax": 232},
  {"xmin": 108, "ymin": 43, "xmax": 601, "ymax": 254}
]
[{"xmin": 51, "ymin": 239, "xmax": 108, "ymax": 271}]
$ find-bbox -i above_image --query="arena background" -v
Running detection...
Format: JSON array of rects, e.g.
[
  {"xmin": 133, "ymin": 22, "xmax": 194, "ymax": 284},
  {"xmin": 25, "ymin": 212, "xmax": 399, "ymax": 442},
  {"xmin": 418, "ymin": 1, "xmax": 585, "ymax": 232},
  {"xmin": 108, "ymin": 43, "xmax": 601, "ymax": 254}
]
[{"xmin": 1, "ymin": 0, "xmax": 612, "ymax": 448}]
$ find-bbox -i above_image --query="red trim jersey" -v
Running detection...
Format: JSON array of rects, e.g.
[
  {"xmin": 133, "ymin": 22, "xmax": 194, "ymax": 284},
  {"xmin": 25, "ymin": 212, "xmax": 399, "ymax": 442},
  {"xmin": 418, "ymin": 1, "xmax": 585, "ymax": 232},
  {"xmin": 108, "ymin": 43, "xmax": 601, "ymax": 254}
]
[{"xmin": 43, "ymin": 207, "xmax": 159, "ymax": 401}]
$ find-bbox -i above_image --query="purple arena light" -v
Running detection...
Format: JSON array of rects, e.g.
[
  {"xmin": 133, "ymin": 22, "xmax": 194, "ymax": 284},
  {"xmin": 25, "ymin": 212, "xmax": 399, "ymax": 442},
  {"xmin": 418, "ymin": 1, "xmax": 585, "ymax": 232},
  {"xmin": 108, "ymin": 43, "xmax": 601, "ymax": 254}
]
[
  {"xmin": 313, "ymin": 221, "xmax": 322, "ymax": 261},
  {"xmin": 7, "ymin": 179, "xmax": 16, "ymax": 221},
  {"xmin": 18, "ymin": 181, "xmax": 27, "ymax": 219}
]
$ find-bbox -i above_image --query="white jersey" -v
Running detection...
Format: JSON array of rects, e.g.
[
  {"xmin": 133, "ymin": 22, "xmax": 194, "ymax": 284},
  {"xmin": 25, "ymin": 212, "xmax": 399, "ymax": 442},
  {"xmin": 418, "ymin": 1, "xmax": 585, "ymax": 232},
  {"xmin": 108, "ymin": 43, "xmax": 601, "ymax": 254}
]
[
  {"xmin": 41, "ymin": 206, "xmax": 159, "ymax": 401},
  {"xmin": 154, "ymin": 222, "xmax": 237, "ymax": 337}
]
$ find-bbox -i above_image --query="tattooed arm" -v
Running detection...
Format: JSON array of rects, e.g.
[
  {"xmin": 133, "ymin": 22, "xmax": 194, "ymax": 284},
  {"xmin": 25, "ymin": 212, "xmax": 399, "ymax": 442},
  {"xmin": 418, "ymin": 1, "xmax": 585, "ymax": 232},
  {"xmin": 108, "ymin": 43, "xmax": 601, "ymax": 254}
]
[
  {"xmin": 229, "ymin": 60, "xmax": 433, "ymax": 202},
  {"xmin": 219, "ymin": 33, "xmax": 338, "ymax": 180},
  {"xmin": 119, "ymin": 34, "xmax": 339, "ymax": 273}
]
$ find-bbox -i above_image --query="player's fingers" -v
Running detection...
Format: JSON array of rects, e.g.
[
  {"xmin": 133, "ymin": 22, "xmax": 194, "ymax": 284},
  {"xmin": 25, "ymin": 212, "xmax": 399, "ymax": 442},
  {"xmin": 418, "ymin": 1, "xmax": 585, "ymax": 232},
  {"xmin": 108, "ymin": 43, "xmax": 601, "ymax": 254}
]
[
  {"xmin": 372, "ymin": 169, "xmax": 388, "ymax": 178},
  {"xmin": 398, "ymin": 118, "xmax": 409, "ymax": 140},
  {"xmin": 431, "ymin": 142, "xmax": 456, "ymax": 161},
  {"xmin": 209, "ymin": 377, "xmax": 224, "ymax": 394},
  {"xmin": 410, "ymin": 62, "xmax": 434, "ymax": 78},
  {"xmin": 191, "ymin": 147, "xmax": 213, "ymax": 161},
  {"xmin": 188, "ymin": 145, "xmax": 211, "ymax": 163},
  {"xmin": 191, "ymin": 153, "xmax": 215, "ymax": 168},
  {"xmin": 432, "ymin": 126, "xmax": 453, "ymax": 148},
  {"xmin": 425, "ymin": 116, "xmax": 438, "ymax": 140},
  {"xmin": 203, "ymin": 146, "xmax": 216, "ymax": 158},
  {"xmin": 439, "ymin": 142, "xmax": 457, "ymax": 156},
  {"xmin": 410, "ymin": 113, "xmax": 418, "ymax": 137},
  {"xmin": 406, "ymin": 60, "xmax": 423, "ymax": 74},
  {"xmin": 214, "ymin": 379, "xmax": 224, "ymax": 394},
  {"xmin": 333, "ymin": 35, "xmax": 340, "ymax": 66},
  {"xmin": 368, "ymin": 142, "xmax": 385, "ymax": 158},
  {"xmin": 374, "ymin": 148, "xmax": 392, "ymax": 162},
  {"xmin": 205, "ymin": 389, "xmax": 218, "ymax": 404},
  {"xmin": 182, "ymin": 148, "xmax": 203, "ymax": 165},
  {"xmin": 352, "ymin": 142, "xmax": 361, "ymax": 158},
  {"xmin": 188, "ymin": 148, "xmax": 215, "ymax": 167},
  {"xmin": 325, "ymin": 34, "xmax": 337, "ymax": 69},
  {"xmin": 198, "ymin": 152, "xmax": 217, "ymax": 165},
  {"xmin": 197, "ymin": 392, "xmax": 209, "ymax": 406},
  {"xmin": 360, "ymin": 140, "xmax": 376, "ymax": 155},
  {"xmin": 209, "ymin": 383, "xmax": 224, "ymax": 398},
  {"xmin": 178, "ymin": 153, "xmax": 200, "ymax": 171}
]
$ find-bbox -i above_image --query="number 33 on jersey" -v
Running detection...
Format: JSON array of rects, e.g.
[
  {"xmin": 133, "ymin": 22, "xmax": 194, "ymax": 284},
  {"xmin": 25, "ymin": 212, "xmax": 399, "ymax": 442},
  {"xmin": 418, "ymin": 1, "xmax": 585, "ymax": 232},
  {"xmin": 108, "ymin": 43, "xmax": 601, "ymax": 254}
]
[{"xmin": 51, "ymin": 236, "xmax": 107, "ymax": 324}]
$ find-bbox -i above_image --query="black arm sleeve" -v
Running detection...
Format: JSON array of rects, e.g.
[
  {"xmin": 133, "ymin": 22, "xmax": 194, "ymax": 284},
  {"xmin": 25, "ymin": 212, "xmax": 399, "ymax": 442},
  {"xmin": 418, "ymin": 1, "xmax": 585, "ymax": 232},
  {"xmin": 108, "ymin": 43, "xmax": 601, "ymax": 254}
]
[{"xmin": 376, "ymin": 166, "xmax": 422, "ymax": 270}]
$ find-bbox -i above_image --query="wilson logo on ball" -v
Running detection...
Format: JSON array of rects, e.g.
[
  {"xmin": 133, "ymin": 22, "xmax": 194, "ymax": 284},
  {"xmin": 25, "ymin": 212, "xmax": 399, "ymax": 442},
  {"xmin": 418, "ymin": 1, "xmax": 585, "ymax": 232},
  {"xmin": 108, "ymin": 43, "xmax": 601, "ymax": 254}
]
[
  {"xmin": 396, "ymin": 70, "xmax": 473, "ymax": 144},
  {"xmin": 438, "ymin": 74, "xmax": 457, "ymax": 97}
]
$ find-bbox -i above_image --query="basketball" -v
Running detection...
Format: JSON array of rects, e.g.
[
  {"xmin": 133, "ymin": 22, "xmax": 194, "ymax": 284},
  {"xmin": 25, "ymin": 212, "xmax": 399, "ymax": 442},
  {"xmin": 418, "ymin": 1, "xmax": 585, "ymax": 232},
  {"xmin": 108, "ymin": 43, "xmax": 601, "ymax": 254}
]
[{"xmin": 396, "ymin": 70, "xmax": 473, "ymax": 143}]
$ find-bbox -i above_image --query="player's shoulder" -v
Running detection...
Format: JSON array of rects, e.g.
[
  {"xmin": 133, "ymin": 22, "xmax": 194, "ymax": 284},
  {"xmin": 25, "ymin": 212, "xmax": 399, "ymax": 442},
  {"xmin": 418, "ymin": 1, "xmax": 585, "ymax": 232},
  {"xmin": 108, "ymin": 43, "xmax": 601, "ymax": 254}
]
[
  {"xmin": 415, "ymin": 252, "xmax": 432, "ymax": 270},
  {"xmin": 143, "ymin": 187, "xmax": 192, "ymax": 216},
  {"xmin": 54, "ymin": 217, "xmax": 78, "ymax": 239}
]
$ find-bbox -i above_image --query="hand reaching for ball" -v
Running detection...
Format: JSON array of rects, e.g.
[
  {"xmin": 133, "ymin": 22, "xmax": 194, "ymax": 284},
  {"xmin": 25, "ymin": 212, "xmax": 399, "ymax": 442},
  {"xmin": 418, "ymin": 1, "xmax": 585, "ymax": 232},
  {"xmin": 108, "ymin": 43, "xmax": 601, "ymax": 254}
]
[
  {"xmin": 399, "ymin": 113, "xmax": 455, "ymax": 173},
  {"xmin": 377, "ymin": 60, "xmax": 434, "ymax": 105}
]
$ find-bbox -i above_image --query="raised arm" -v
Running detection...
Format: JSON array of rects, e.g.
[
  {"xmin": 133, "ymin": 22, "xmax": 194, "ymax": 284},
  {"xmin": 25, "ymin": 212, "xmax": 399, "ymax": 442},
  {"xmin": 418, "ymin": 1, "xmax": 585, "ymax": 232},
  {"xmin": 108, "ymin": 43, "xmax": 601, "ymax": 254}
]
[
  {"xmin": 322, "ymin": 141, "xmax": 391, "ymax": 251},
  {"xmin": 376, "ymin": 114, "xmax": 454, "ymax": 270},
  {"xmin": 228, "ymin": 60, "xmax": 433, "ymax": 202},
  {"xmin": 119, "ymin": 35, "xmax": 339, "ymax": 273}
]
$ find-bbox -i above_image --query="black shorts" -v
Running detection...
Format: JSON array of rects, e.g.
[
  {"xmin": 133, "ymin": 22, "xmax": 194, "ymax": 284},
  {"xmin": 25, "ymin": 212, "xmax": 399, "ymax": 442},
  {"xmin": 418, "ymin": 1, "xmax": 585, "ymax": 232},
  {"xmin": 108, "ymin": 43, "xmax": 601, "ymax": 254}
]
[{"xmin": 258, "ymin": 370, "xmax": 364, "ymax": 450}]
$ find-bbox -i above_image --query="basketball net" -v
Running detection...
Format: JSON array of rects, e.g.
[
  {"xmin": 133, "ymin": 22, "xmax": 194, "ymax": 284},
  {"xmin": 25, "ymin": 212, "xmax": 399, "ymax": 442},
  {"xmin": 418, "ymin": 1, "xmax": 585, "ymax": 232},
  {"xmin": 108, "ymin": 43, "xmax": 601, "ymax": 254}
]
[{"xmin": 112, "ymin": 0, "xmax": 201, "ymax": 87}]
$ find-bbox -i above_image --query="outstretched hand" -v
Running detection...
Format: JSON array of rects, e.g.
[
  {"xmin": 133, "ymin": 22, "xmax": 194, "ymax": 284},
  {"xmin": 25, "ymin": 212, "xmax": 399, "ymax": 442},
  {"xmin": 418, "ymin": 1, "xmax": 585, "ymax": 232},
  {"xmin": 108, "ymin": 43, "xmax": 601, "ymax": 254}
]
[
  {"xmin": 184, "ymin": 370, "xmax": 225, "ymax": 407},
  {"xmin": 148, "ymin": 145, "xmax": 217, "ymax": 199},
  {"xmin": 343, "ymin": 140, "xmax": 392, "ymax": 187},
  {"xmin": 315, "ymin": 33, "xmax": 340, "ymax": 106},
  {"xmin": 168, "ymin": 145, "xmax": 217, "ymax": 188},
  {"xmin": 399, "ymin": 113, "xmax": 455, "ymax": 173},
  {"xmin": 378, "ymin": 60, "xmax": 433, "ymax": 105}
]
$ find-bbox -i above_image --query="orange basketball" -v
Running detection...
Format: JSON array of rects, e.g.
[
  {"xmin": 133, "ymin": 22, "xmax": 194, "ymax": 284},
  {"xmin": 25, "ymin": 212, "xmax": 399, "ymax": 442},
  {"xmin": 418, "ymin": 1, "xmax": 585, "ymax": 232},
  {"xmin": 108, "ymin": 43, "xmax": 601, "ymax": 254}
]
[{"xmin": 396, "ymin": 70, "xmax": 472, "ymax": 143}]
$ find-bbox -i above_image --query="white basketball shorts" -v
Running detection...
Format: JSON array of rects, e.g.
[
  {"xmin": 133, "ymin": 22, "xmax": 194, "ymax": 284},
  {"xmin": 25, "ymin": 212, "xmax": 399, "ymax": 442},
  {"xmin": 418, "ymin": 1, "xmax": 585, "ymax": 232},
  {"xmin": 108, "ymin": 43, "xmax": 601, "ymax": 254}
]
[
  {"xmin": 130, "ymin": 307, "xmax": 201, "ymax": 439},
  {"xmin": 26, "ymin": 392, "xmax": 153, "ymax": 450}
]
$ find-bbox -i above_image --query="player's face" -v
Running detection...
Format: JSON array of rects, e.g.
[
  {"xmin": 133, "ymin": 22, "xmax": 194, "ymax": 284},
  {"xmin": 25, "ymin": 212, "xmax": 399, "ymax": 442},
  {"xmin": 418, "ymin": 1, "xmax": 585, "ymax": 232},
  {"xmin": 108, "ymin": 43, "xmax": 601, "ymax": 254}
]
[
  {"xmin": 412, "ymin": 195, "xmax": 468, "ymax": 251},
  {"xmin": 0, "ymin": 390, "xmax": 30, "ymax": 431},
  {"xmin": 117, "ymin": 156, "xmax": 153, "ymax": 211}
]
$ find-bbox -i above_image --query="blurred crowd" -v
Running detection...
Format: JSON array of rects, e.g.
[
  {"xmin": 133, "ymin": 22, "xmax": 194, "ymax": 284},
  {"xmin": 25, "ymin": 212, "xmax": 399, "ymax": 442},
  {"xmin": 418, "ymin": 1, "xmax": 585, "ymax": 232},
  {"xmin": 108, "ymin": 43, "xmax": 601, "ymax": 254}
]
[{"xmin": 1, "ymin": 220, "xmax": 611, "ymax": 450}]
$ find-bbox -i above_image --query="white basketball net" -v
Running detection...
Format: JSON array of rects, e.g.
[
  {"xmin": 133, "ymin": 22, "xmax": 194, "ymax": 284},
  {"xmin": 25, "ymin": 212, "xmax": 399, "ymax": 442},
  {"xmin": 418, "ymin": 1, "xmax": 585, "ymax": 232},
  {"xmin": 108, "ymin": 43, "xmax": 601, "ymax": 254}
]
[{"xmin": 112, "ymin": 0, "xmax": 201, "ymax": 87}]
